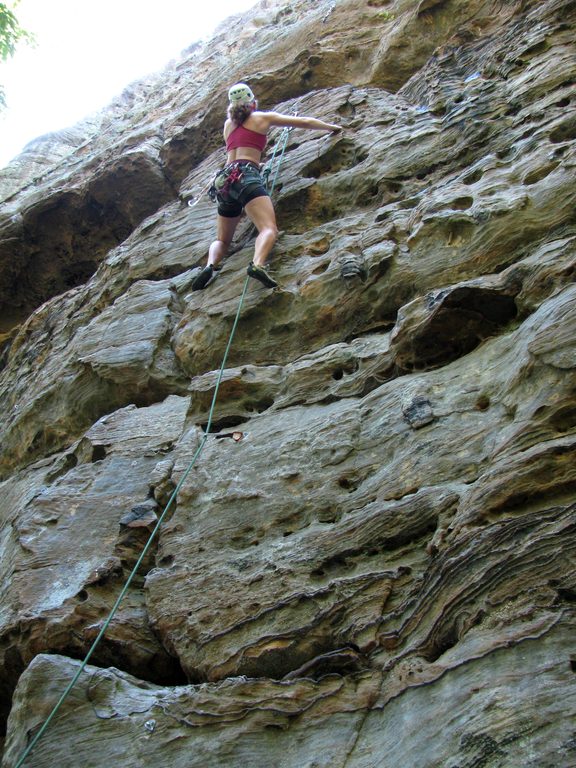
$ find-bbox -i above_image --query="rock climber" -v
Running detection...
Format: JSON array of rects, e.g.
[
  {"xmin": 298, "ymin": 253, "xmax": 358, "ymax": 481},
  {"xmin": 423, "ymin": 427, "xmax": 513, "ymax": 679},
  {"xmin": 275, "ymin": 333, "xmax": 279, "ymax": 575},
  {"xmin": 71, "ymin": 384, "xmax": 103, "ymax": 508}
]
[{"xmin": 192, "ymin": 82, "xmax": 342, "ymax": 291}]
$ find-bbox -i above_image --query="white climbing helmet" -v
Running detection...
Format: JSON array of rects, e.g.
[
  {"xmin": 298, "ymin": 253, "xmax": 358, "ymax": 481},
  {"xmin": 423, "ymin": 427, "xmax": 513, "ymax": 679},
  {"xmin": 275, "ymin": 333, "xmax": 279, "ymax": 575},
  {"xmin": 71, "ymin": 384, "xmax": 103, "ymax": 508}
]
[{"xmin": 228, "ymin": 82, "xmax": 255, "ymax": 106}]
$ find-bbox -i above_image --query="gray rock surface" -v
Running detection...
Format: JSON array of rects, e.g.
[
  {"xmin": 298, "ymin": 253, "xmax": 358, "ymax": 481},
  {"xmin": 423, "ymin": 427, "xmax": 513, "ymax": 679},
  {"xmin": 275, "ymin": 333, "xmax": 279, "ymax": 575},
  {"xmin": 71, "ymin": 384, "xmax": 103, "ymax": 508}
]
[{"xmin": 0, "ymin": 0, "xmax": 575, "ymax": 766}]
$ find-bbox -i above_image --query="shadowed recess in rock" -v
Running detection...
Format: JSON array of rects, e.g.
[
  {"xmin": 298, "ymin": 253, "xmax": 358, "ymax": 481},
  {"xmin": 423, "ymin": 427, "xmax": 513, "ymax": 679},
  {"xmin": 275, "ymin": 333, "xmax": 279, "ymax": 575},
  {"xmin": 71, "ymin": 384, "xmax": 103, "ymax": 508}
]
[
  {"xmin": 391, "ymin": 285, "xmax": 519, "ymax": 370},
  {"xmin": 0, "ymin": 156, "xmax": 175, "ymax": 334}
]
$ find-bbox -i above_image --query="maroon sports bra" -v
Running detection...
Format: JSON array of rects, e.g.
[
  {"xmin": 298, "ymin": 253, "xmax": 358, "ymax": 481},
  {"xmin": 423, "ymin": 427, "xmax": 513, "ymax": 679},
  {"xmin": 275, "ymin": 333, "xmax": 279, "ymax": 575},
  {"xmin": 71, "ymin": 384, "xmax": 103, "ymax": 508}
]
[{"xmin": 226, "ymin": 123, "xmax": 267, "ymax": 152}]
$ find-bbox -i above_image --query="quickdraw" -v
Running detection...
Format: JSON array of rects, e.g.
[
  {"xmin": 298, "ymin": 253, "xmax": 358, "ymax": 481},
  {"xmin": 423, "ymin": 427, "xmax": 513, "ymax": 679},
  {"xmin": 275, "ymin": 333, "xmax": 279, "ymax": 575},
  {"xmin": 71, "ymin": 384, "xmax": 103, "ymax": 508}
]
[
  {"xmin": 191, "ymin": 163, "xmax": 245, "ymax": 208},
  {"xmin": 208, "ymin": 162, "xmax": 245, "ymax": 202}
]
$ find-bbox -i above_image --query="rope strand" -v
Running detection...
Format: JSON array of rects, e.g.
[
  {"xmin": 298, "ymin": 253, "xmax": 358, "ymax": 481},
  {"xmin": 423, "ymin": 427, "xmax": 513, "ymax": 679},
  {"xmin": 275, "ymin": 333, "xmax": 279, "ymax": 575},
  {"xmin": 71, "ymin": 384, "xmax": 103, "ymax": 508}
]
[{"xmin": 14, "ymin": 277, "xmax": 251, "ymax": 768}]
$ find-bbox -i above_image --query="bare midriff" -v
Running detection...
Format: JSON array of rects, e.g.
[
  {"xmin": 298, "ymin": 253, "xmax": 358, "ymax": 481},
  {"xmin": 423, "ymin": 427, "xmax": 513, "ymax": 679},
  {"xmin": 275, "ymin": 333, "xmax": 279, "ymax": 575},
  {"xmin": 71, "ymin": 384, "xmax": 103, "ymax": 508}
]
[{"xmin": 226, "ymin": 147, "xmax": 262, "ymax": 165}]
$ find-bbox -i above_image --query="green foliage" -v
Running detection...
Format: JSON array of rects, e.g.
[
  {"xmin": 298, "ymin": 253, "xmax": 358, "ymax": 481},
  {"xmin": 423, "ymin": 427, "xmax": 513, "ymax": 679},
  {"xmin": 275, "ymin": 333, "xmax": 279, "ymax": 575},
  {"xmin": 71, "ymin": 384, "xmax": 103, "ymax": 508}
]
[
  {"xmin": 0, "ymin": 1, "xmax": 32, "ymax": 60},
  {"xmin": 0, "ymin": 1, "xmax": 34, "ymax": 108}
]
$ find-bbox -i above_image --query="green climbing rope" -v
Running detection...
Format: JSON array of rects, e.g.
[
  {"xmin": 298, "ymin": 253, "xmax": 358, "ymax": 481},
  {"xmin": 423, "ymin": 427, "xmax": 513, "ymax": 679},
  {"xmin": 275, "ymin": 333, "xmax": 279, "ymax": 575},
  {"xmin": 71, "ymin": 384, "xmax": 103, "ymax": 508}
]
[
  {"xmin": 263, "ymin": 126, "xmax": 291, "ymax": 195},
  {"xmin": 14, "ymin": 276, "xmax": 251, "ymax": 768}
]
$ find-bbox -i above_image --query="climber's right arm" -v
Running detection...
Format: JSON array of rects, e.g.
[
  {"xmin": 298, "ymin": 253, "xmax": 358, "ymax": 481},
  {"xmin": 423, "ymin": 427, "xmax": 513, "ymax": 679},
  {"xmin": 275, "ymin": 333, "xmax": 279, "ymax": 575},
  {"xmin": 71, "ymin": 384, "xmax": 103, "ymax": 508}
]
[{"xmin": 259, "ymin": 111, "xmax": 342, "ymax": 133}]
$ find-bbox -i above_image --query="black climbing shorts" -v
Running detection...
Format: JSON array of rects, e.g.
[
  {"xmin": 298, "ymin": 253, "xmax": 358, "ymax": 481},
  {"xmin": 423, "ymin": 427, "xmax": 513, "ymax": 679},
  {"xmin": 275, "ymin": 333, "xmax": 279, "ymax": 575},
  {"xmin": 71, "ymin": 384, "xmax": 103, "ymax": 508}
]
[{"xmin": 214, "ymin": 160, "xmax": 269, "ymax": 218}]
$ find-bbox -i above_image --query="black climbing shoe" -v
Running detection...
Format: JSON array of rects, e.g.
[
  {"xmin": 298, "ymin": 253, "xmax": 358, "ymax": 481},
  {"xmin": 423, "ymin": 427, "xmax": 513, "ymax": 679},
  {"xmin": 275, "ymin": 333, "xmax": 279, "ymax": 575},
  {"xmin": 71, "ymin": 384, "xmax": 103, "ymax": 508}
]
[
  {"xmin": 192, "ymin": 264, "xmax": 219, "ymax": 291},
  {"xmin": 247, "ymin": 263, "xmax": 278, "ymax": 289}
]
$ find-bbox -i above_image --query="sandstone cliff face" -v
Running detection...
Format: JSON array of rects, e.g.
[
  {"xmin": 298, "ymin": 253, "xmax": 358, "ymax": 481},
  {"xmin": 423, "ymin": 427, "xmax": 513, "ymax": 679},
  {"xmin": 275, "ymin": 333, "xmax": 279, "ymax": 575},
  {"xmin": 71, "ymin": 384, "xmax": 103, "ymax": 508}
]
[{"xmin": 1, "ymin": 1, "xmax": 575, "ymax": 766}]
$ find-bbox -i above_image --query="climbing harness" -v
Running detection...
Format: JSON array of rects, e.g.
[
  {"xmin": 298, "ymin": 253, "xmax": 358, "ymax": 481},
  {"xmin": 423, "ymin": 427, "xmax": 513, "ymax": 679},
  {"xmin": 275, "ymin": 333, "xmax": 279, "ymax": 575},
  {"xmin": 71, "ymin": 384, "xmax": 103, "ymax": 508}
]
[
  {"xmin": 13, "ymin": 277, "xmax": 251, "ymax": 768},
  {"xmin": 207, "ymin": 160, "xmax": 249, "ymax": 204}
]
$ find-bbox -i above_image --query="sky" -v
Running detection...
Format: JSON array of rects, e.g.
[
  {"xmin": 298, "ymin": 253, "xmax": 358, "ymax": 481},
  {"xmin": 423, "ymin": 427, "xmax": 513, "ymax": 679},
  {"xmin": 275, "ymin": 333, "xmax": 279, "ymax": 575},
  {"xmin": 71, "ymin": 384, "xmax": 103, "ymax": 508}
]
[{"xmin": 0, "ymin": 0, "xmax": 258, "ymax": 167}]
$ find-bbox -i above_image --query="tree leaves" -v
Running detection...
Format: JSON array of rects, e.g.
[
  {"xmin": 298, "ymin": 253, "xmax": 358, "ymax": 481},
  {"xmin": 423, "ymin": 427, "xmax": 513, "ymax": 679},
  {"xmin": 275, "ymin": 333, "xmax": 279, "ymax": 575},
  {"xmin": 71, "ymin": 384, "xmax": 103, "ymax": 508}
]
[{"xmin": 0, "ymin": 1, "xmax": 34, "ymax": 108}]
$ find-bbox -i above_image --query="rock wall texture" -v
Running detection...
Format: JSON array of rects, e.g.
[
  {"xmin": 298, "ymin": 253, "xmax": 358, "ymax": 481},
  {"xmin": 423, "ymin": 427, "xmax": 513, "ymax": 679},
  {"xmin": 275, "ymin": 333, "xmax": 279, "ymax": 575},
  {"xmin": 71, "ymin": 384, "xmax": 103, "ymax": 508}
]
[{"xmin": 1, "ymin": 0, "xmax": 575, "ymax": 766}]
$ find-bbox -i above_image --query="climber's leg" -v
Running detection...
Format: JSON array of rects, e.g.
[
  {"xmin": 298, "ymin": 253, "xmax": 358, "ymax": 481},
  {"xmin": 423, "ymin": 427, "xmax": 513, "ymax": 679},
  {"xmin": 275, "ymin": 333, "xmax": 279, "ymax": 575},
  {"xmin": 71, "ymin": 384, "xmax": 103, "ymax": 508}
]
[
  {"xmin": 244, "ymin": 195, "xmax": 279, "ymax": 288},
  {"xmin": 192, "ymin": 212, "xmax": 241, "ymax": 291},
  {"xmin": 209, "ymin": 212, "xmax": 242, "ymax": 267},
  {"xmin": 244, "ymin": 195, "xmax": 278, "ymax": 266}
]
